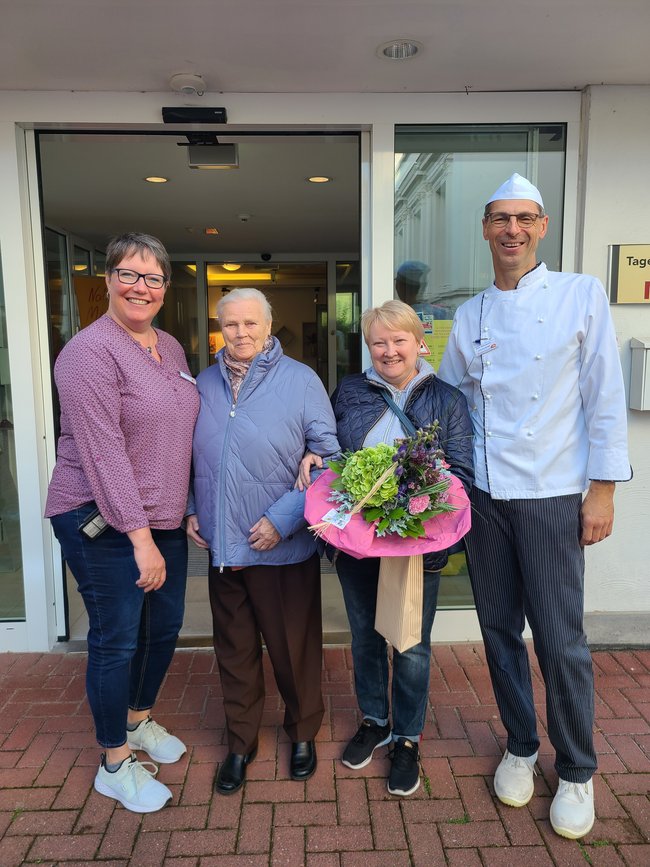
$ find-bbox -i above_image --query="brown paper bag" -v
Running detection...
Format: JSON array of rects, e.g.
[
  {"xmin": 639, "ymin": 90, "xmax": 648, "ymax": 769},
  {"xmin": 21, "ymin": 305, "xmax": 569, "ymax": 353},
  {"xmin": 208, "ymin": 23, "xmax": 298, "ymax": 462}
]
[{"xmin": 374, "ymin": 554, "xmax": 424, "ymax": 653}]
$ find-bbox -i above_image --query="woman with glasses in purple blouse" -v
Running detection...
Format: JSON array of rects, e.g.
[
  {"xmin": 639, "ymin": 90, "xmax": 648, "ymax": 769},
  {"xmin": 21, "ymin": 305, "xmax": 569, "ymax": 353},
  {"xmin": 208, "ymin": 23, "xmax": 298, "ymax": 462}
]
[{"xmin": 45, "ymin": 233, "xmax": 200, "ymax": 814}]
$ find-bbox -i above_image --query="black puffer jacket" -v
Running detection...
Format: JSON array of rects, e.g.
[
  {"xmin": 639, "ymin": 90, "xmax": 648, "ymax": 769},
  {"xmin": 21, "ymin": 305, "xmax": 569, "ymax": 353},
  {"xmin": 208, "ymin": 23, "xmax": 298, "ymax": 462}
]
[{"xmin": 331, "ymin": 372, "xmax": 474, "ymax": 571}]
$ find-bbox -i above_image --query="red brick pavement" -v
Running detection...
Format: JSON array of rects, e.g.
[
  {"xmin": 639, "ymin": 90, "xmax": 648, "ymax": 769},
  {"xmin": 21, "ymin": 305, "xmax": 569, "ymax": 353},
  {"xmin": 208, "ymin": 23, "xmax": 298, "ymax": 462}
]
[{"xmin": 1, "ymin": 645, "xmax": 649, "ymax": 866}]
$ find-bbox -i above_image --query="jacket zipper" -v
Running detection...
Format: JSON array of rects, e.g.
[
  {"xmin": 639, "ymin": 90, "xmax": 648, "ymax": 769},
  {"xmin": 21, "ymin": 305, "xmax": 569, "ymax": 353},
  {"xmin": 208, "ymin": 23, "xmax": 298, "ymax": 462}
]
[{"xmin": 215, "ymin": 354, "xmax": 260, "ymax": 570}]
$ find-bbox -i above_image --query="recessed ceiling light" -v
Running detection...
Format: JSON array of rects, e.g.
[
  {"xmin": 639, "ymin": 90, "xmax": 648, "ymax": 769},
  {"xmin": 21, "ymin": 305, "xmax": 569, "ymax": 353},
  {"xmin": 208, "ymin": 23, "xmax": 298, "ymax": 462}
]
[
  {"xmin": 222, "ymin": 263, "xmax": 241, "ymax": 271},
  {"xmin": 144, "ymin": 176, "xmax": 169, "ymax": 183},
  {"xmin": 307, "ymin": 176, "xmax": 332, "ymax": 183},
  {"xmin": 377, "ymin": 39, "xmax": 422, "ymax": 60},
  {"xmin": 204, "ymin": 227, "xmax": 219, "ymax": 235}
]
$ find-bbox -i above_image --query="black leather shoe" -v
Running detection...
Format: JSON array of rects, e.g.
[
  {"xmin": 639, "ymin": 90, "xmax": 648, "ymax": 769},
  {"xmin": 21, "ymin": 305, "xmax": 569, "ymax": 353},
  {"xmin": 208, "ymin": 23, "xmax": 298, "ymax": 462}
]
[
  {"xmin": 214, "ymin": 747, "xmax": 257, "ymax": 795},
  {"xmin": 290, "ymin": 740, "xmax": 317, "ymax": 781}
]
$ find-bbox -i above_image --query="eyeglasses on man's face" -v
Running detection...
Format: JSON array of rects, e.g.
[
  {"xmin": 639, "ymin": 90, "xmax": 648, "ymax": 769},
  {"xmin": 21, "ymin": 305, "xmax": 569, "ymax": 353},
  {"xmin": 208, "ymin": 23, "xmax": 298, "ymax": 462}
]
[
  {"xmin": 112, "ymin": 268, "xmax": 166, "ymax": 290},
  {"xmin": 485, "ymin": 212, "xmax": 542, "ymax": 229}
]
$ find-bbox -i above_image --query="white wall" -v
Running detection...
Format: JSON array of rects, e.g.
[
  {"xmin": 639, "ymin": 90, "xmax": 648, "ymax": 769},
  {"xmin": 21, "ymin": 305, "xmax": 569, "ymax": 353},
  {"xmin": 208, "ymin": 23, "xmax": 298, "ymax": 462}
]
[{"xmin": 580, "ymin": 85, "xmax": 650, "ymax": 616}]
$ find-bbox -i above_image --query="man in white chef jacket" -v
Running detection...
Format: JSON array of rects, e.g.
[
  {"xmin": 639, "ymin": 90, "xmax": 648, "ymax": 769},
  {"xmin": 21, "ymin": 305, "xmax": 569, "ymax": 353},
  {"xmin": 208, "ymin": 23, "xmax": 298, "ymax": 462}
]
[{"xmin": 438, "ymin": 173, "xmax": 630, "ymax": 840}]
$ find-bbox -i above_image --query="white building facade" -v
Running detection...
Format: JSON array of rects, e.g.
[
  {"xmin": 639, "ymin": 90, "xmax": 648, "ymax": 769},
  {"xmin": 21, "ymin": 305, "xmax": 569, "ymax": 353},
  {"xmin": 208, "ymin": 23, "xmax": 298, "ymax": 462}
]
[{"xmin": 0, "ymin": 86, "xmax": 648, "ymax": 651}]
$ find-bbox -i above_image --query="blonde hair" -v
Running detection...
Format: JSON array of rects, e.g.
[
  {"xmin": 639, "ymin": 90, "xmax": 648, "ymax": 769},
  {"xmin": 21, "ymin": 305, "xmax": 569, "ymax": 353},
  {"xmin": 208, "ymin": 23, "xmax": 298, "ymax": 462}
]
[{"xmin": 361, "ymin": 299, "xmax": 425, "ymax": 344}]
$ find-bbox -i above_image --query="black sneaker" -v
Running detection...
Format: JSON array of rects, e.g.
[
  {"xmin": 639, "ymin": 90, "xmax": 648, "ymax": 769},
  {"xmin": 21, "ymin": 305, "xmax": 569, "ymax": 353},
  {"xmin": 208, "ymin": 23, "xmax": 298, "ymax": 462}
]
[
  {"xmin": 387, "ymin": 738, "xmax": 420, "ymax": 796},
  {"xmin": 342, "ymin": 719, "xmax": 392, "ymax": 769}
]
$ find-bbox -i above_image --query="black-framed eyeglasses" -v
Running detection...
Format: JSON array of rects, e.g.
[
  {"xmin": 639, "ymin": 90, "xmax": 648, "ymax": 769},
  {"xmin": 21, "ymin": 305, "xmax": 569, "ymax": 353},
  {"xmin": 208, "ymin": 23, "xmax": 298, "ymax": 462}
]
[
  {"xmin": 112, "ymin": 268, "xmax": 166, "ymax": 289},
  {"xmin": 485, "ymin": 212, "xmax": 541, "ymax": 229}
]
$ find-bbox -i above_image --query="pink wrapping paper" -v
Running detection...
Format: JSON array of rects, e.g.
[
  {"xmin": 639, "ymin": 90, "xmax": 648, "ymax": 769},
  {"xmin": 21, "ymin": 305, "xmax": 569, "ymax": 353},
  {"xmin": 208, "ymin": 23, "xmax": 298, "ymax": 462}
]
[{"xmin": 304, "ymin": 468, "xmax": 471, "ymax": 559}]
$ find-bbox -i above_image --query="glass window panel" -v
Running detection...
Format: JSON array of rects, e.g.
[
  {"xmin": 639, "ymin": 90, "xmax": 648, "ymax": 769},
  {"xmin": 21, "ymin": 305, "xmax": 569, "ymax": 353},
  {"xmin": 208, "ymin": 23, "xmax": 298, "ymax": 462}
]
[
  {"xmin": 394, "ymin": 123, "xmax": 566, "ymax": 609},
  {"xmin": 94, "ymin": 250, "xmax": 106, "ymax": 276},
  {"xmin": 335, "ymin": 261, "xmax": 361, "ymax": 383},
  {"xmin": 72, "ymin": 245, "xmax": 91, "ymax": 276},
  {"xmin": 395, "ymin": 124, "xmax": 566, "ymax": 319},
  {"xmin": 45, "ymin": 228, "xmax": 75, "ymax": 360},
  {"xmin": 0, "ymin": 247, "xmax": 25, "ymax": 620},
  {"xmin": 155, "ymin": 262, "xmax": 200, "ymax": 377}
]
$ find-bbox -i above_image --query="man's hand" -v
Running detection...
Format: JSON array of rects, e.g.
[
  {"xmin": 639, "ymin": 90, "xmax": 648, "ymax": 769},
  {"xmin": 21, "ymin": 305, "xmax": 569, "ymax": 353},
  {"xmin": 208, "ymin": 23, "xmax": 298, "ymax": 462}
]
[
  {"xmin": 248, "ymin": 516, "xmax": 281, "ymax": 551},
  {"xmin": 580, "ymin": 481, "xmax": 615, "ymax": 546}
]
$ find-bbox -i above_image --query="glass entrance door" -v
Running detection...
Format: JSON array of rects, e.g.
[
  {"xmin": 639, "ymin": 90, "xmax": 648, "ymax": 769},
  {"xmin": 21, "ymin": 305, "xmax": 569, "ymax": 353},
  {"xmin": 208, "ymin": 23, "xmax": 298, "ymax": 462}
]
[{"xmin": 0, "ymin": 249, "xmax": 25, "ymax": 621}]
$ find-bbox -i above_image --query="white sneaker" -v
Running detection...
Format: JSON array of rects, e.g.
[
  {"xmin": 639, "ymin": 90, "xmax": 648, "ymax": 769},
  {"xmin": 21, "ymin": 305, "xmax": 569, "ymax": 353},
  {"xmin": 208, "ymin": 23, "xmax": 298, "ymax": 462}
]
[
  {"xmin": 550, "ymin": 777, "xmax": 595, "ymax": 839},
  {"xmin": 494, "ymin": 750, "xmax": 538, "ymax": 807},
  {"xmin": 127, "ymin": 717, "xmax": 186, "ymax": 764},
  {"xmin": 94, "ymin": 754, "xmax": 172, "ymax": 813}
]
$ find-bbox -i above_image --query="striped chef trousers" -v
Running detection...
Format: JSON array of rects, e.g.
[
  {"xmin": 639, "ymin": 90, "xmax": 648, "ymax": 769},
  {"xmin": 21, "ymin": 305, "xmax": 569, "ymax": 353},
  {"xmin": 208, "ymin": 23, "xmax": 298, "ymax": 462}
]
[{"xmin": 464, "ymin": 486, "xmax": 596, "ymax": 783}]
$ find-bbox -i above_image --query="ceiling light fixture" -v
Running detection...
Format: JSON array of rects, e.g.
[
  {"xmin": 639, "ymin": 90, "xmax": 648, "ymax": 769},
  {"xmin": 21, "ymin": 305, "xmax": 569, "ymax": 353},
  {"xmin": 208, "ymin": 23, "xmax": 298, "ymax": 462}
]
[
  {"xmin": 144, "ymin": 176, "xmax": 168, "ymax": 183},
  {"xmin": 222, "ymin": 263, "xmax": 241, "ymax": 271},
  {"xmin": 307, "ymin": 176, "xmax": 332, "ymax": 183},
  {"xmin": 204, "ymin": 227, "xmax": 219, "ymax": 235},
  {"xmin": 377, "ymin": 39, "xmax": 422, "ymax": 60}
]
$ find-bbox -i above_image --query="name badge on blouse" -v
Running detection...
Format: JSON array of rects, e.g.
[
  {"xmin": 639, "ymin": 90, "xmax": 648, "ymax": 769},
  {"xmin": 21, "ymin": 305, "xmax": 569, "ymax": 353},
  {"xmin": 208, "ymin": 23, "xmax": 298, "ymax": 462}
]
[
  {"xmin": 179, "ymin": 371, "xmax": 197, "ymax": 384},
  {"xmin": 474, "ymin": 341, "xmax": 498, "ymax": 357}
]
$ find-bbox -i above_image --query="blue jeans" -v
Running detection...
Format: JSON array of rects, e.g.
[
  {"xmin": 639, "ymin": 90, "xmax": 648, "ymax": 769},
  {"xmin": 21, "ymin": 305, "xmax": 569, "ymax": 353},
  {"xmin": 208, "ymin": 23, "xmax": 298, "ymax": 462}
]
[
  {"xmin": 336, "ymin": 553, "xmax": 440, "ymax": 741},
  {"xmin": 51, "ymin": 502, "xmax": 187, "ymax": 748}
]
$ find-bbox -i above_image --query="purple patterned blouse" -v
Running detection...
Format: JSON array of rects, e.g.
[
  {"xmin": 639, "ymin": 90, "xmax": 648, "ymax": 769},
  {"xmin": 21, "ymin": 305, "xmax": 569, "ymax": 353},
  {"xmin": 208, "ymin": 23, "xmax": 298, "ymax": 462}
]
[{"xmin": 45, "ymin": 315, "xmax": 200, "ymax": 533}]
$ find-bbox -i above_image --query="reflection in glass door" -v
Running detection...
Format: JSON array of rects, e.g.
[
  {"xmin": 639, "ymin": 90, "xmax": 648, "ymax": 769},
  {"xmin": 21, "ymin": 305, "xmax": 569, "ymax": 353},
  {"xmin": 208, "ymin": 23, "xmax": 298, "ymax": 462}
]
[
  {"xmin": 394, "ymin": 123, "xmax": 567, "ymax": 609},
  {"xmin": 0, "ymin": 248, "xmax": 25, "ymax": 620}
]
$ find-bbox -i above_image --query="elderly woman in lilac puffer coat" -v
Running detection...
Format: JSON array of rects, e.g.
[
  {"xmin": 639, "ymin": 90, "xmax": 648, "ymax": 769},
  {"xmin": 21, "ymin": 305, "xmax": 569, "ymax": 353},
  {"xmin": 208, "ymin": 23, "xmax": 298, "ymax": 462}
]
[{"xmin": 186, "ymin": 287, "xmax": 339, "ymax": 796}]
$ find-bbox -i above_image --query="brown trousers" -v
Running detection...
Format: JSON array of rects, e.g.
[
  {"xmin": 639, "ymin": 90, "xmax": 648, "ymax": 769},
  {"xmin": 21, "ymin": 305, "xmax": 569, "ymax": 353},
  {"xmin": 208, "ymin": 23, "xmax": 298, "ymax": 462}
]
[{"xmin": 208, "ymin": 553, "xmax": 324, "ymax": 754}]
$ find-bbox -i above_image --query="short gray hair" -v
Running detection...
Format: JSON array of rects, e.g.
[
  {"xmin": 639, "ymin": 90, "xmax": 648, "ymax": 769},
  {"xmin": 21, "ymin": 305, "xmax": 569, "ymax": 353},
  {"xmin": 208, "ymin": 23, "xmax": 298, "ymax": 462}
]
[
  {"xmin": 217, "ymin": 287, "xmax": 273, "ymax": 323},
  {"xmin": 105, "ymin": 232, "xmax": 171, "ymax": 284}
]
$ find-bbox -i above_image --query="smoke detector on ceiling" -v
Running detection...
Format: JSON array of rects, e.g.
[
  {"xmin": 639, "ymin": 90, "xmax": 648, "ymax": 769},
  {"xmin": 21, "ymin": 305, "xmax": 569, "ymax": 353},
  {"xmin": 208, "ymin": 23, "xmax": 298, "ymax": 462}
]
[{"xmin": 169, "ymin": 73, "xmax": 207, "ymax": 96}]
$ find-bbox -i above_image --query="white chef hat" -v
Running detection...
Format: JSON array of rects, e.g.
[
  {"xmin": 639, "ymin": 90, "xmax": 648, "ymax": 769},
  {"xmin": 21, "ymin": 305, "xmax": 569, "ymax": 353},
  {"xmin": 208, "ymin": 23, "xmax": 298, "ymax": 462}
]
[{"xmin": 486, "ymin": 173, "xmax": 544, "ymax": 209}]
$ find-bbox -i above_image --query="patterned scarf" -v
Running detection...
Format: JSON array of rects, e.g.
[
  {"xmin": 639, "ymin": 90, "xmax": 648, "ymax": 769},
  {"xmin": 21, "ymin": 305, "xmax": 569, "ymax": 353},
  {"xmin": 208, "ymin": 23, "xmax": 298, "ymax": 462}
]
[{"xmin": 223, "ymin": 335, "xmax": 274, "ymax": 401}]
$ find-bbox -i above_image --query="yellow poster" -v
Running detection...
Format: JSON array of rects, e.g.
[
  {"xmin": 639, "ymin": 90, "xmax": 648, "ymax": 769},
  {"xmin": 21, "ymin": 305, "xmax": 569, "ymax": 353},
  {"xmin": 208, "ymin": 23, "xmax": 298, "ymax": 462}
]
[
  {"xmin": 417, "ymin": 314, "xmax": 453, "ymax": 369},
  {"xmin": 609, "ymin": 245, "xmax": 650, "ymax": 304}
]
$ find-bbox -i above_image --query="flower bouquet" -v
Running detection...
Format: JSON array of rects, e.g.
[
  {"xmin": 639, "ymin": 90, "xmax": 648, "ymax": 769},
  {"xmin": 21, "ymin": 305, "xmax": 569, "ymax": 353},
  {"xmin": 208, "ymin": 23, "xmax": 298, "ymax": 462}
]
[{"xmin": 304, "ymin": 424, "xmax": 471, "ymax": 651}]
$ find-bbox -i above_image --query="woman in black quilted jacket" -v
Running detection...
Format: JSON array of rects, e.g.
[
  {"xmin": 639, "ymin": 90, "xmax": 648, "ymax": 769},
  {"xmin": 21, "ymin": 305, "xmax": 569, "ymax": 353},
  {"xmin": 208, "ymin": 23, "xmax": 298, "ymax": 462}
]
[{"xmin": 305, "ymin": 300, "xmax": 473, "ymax": 798}]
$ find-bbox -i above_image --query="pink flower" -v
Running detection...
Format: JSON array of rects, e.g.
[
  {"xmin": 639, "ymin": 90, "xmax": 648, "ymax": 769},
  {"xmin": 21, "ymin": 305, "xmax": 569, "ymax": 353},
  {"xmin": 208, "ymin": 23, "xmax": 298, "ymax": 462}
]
[{"xmin": 408, "ymin": 494, "xmax": 431, "ymax": 514}]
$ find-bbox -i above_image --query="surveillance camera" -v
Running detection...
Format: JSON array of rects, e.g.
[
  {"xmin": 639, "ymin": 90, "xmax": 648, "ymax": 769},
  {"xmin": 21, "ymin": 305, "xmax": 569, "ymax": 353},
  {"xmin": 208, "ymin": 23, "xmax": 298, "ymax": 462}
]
[
  {"xmin": 261, "ymin": 253, "xmax": 272, "ymax": 262},
  {"xmin": 238, "ymin": 214, "xmax": 251, "ymax": 223}
]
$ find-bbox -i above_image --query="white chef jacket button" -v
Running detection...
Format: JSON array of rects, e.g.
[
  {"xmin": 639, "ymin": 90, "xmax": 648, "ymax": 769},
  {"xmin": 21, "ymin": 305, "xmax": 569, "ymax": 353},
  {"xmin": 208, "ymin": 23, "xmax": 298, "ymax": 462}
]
[
  {"xmin": 229, "ymin": 411, "xmax": 235, "ymax": 417},
  {"xmin": 472, "ymin": 406, "xmax": 477, "ymax": 411},
  {"xmin": 485, "ymin": 393, "xmax": 492, "ymax": 400},
  {"xmin": 486, "ymin": 431, "xmax": 492, "ymax": 437},
  {"xmin": 535, "ymin": 354, "xmax": 542, "ymax": 360},
  {"xmin": 532, "ymin": 394, "xmax": 539, "ymax": 400},
  {"xmin": 538, "ymin": 317, "xmax": 544, "ymax": 323},
  {"xmin": 483, "ymin": 326, "xmax": 489, "ymax": 332},
  {"xmin": 485, "ymin": 359, "xmax": 491, "ymax": 366}
]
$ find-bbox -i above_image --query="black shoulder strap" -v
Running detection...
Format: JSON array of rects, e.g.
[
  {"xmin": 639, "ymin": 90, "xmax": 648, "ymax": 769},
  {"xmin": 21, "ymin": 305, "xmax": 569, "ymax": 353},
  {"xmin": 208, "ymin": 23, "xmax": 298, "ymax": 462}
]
[{"xmin": 380, "ymin": 389, "xmax": 418, "ymax": 438}]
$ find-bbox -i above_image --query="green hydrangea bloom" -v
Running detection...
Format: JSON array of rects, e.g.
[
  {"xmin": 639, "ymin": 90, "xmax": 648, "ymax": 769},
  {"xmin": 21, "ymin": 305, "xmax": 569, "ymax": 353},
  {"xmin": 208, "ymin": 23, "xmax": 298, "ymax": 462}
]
[{"xmin": 340, "ymin": 443, "xmax": 398, "ymax": 506}]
